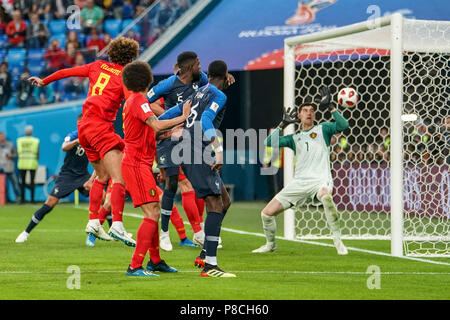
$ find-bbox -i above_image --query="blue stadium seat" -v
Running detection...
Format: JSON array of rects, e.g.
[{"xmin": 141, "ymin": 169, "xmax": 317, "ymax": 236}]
[
  {"xmin": 0, "ymin": 49, "xmax": 6, "ymax": 62},
  {"xmin": 28, "ymin": 64, "xmax": 43, "ymax": 77},
  {"xmin": 48, "ymin": 34, "xmax": 66, "ymax": 49},
  {"xmin": 104, "ymin": 19, "xmax": 122, "ymax": 38},
  {"xmin": 49, "ymin": 20, "xmax": 67, "ymax": 35},
  {"xmin": 77, "ymin": 33, "xmax": 86, "ymax": 46},
  {"xmin": 0, "ymin": 35, "xmax": 8, "ymax": 49},
  {"xmin": 10, "ymin": 66, "xmax": 23, "ymax": 89},
  {"xmin": 27, "ymin": 48, "xmax": 46, "ymax": 62},
  {"xmin": 7, "ymin": 49, "xmax": 26, "ymax": 67}
]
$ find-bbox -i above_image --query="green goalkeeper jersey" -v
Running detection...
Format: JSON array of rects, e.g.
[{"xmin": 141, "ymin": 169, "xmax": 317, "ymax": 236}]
[{"xmin": 265, "ymin": 110, "xmax": 349, "ymax": 183}]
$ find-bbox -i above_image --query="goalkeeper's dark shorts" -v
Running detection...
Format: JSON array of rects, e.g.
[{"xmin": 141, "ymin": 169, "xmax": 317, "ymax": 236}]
[
  {"xmin": 180, "ymin": 163, "xmax": 223, "ymax": 199},
  {"xmin": 49, "ymin": 173, "xmax": 91, "ymax": 199}
]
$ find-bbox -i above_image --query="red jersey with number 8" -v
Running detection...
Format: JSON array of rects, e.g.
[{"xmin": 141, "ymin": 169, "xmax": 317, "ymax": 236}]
[{"xmin": 43, "ymin": 60, "xmax": 128, "ymax": 122}]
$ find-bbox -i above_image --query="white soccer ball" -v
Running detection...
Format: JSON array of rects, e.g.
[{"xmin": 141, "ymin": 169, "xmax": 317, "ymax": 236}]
[{"xmin": 337, "ymin": 87, "xmax": 358, "ymax": 108}]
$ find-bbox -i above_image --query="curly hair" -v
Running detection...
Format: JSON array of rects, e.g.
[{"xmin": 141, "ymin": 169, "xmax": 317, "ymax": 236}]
[
  {"xmin": 107, "ymin": 37, "xmax": 139, "ymax": 66},
  {"xmin": 122, "ymin": 61, "xmax": 153, "ymax": 92}
]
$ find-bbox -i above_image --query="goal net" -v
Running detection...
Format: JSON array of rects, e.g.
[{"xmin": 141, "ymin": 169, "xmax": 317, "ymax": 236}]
[{"xmin": 283, "ymin": 14, "xmax": 450, "ymax": 257}]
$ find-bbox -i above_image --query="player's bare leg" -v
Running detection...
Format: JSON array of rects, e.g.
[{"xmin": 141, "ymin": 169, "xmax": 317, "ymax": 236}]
[
  {"xmin": 85, "ymin": 160, "xmax": 112, "ymax": 241},
  {"xmin": 317, "ymin": 187, "xmax": 347, "ymax": 255},
  {"xmin": 252, "ymin": 197, "xmax": 284, "ymax": 253},
  {"xmin": 179, "ymin": 178, "xmax": 205, "ymax": 246},
  {"xmin": 102, "ymin": 149, "xmax": 136, "ymax": 247}
]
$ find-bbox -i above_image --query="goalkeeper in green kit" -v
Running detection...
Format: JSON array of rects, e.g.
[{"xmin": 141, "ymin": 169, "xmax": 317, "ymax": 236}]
[{"xmin": 253, "ymin": 87, "xmax": 349, "ymax": 255}]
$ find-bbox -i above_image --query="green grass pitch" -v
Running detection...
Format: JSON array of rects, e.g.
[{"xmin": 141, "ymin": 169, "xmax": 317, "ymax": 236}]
[{"xmin": 0, "ymin": 201, "xmax": 449, "ymax": 300}]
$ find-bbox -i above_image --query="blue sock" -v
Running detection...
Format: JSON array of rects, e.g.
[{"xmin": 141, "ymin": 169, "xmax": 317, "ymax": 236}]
[
  {"xmin": 160, "ymin": 189, "xmax": 175, "ymax": 232},
  {"xmin": 25, "ymin": 204, "xmax": 53, "ymax": 233},
  {"xmin": 204, "ymin": 211, "xmax": 224, "ymax": 265}
]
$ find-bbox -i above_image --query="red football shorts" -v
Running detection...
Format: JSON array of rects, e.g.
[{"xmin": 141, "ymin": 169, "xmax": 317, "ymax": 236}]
[
  {"xmin": 78, "ymin": 118, "xmax": 124, "ymax": 162},
  {"xmin": 121, "ymin": 162, "xmax": 159, "ymax": 207}
]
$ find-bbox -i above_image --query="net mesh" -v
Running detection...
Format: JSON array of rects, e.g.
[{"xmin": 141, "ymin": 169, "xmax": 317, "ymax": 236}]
[{"xmin": 287, "ymin": 18, "xmax": 450, "ymax": 256}]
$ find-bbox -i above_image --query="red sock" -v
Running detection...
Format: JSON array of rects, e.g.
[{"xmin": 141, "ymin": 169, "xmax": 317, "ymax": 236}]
[
  {"xmin": 195, "ymin": 196, "xmax": 205, "ymax": 223},
  {"xmin": 98, "ymin": 206, "xmax": 110, "ymax": 225},
  {"xmin": 148, "ymin": 219, "xmax": 161, "ymax": 264},
  {"xmin": 110, "ymin": 183, "xmax": 125, "ymax": 222},
  {"xmin": 182, "ymin": 191, "xmax": 202, "ymax": 233},
  {"xmin": 170, "ymin": 205, "xmax": 187, "ymax": 240},
  {"xmin": 89, "ymin": 180, "xmax": 106, "ymax": 220},
  {"xmin": 130, "ymin": 218, "xmax": 157, "ymax": 269}
]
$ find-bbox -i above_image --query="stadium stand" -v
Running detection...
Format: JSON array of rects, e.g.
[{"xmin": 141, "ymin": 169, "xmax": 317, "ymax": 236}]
[{"xmin": 0, "ymin": 0, "xmax": 197, "ymax": 110}]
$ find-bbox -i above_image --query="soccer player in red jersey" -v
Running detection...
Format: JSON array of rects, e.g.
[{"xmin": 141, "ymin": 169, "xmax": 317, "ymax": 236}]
[
  {"xmin": 121, "ymin": 61, "xmax": 191, "ymax": 276},
  {"xmin": 28, "ymin": 37, "xmax": 140, "ymax": 246}
]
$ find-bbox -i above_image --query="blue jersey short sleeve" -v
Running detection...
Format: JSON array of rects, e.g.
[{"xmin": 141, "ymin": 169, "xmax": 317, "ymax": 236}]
[
  {"xmin": 201, "ymin": 88, "xmax": 227, "ymax": 140},
  {"xmin": 65, "ymin": 130, "xmax": 78, "ymax": 143},
  {"xmin": 147, "ymin": 75, "xmax": 177, "ymax": 103}
]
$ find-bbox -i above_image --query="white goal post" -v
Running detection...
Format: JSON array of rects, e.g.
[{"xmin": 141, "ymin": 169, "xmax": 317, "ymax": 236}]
[{"xmin": 283, "ymin": 13, "xmax": 450, "ymax": 257}]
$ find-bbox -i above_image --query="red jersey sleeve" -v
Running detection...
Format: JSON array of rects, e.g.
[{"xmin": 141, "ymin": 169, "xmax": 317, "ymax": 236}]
[
  {"xmin": 42, "ymin": 63, "xmax": 93, "ymax": 85},
  {"xmin": 135, "ymin": 99, "xmax": 155, "ymax": 123}
]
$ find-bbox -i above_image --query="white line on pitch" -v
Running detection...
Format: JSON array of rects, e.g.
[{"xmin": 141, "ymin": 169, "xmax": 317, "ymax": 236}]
[
  {"xmin": 0, "ymin": 270, "xmax": 449, "ymax": 275},
  {"xmin": 73, "ymin": 206, "xmax": 450, "ymax": 267}
]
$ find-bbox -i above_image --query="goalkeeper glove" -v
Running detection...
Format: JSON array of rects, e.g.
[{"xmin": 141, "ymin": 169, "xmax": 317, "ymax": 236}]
[
  {"xmin": 277, "ymin": 107, "xmax": 298, "ymax": 130},
  {"xmin": 316, "ymin": 86, "xmax": 333, "ymax": 112}
]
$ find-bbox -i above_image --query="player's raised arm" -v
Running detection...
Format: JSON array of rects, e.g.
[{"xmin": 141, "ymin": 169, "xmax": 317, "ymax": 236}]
[
  {"xmin": 146, "ymin": 100, "xmax": 191, "ymax": 132},
  {"xmin": 264, "ymin": 107, "xmax": 297, "ymax": 150},
  {"xmin": 317, "ymin": 86, "xmax": 350, "ymax": 140},
  {"xmin": 28, "ymin": 64, "xmax": 92, "ymax": 87}
]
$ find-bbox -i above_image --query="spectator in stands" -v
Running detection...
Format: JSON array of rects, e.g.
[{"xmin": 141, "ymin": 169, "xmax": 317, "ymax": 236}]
[
  {"xmin": 80, "ymin": 0, "xmax": 104, "ymax": 35},
  {"xmin": 17, "ymin": 125, "xmax": 40, "ymax": 203},
  {"xmin": 6, "ymin": 10, "xmax": 27, "ymax": 48},
  {"xmin": 63, "ymin": 53, "xmax": 88, "ymax": 97},
  {"xmin": 36, "ymin": 0, "xmax": 52, "ymax": 22},
  {"xmin": 154, "ymin": 0, "xmax": 175, "ymax": 31},
  {"xmin": 125, "ymin": 29, "xmax": 140, "ymax": 42},
  {"xmin": 64, "ymin": 42, "xmax": 77, "ymax": 67},
  {"xmin": 16, "ymin": 68, "xmax": 36, "ymax": 107},
  {"xmin": 66, "ymin": 30, "xmax": 82, "ymax": 50},
  {"xmin": 103, "ymin": 32, "xmax": 111, "ymax": 47},
  {"xmin": 52, "ymin": 0, "xmax": 74, "ymax": 20},
  {"xmin": 0, "ymin": 62, "xmax": 12, "ymax": 111},
  {"xmin": 42, "ymin": 38, "xmax": 67, "ymax": 76},
  {"xmin": 173, "ymin": 0, "xmax": 191, "ymax": 20},
  {"xmin": 26, "ymin": 13, "xmax": 50, "ymax": 49},
  {"xmin": 377, "ymin": 127, "xmax": 390, "ymax": 151},
  {"xmin": 0, "ymin": 131, "xmax": 21, "ymax": 203},
  {"xmin": 75, "ymin": 0, "xmax": 87, "ymax": 9},
  {"xmin": 112, "ymin": 0, "xmax": 125, "ymax": 20},
  {"xmin": 86, "ymin": 27, "xmax": 105, "ymax": 54},
  {"xmin": 122, "ymin": 0, "xmax": 134, "ymax": 19},
  {"xmin": 148, "ymin": 26, "xmax": 162, "ymax": 45},
  {"xmin": 13, "ymin": 0, "xmax": 32, "ymax": 20},
  {"xmin": 136, "ymin": 6, "xmax": 150, "ymax": 45},
  {"xmin": 0, "ymin": 6, "xmax": 11, "ymax": 35}
]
